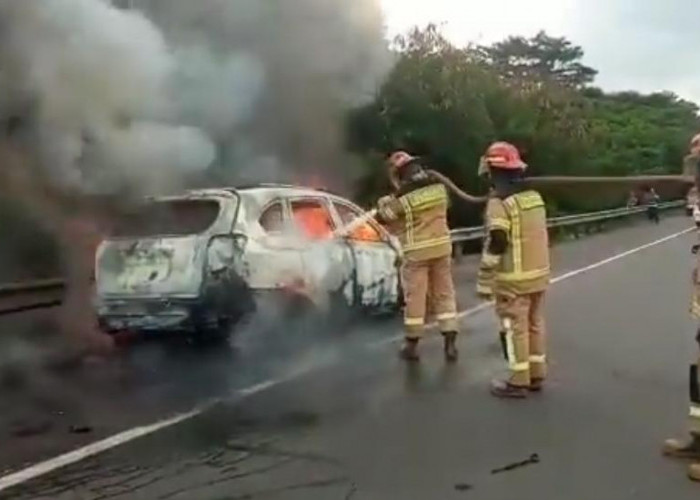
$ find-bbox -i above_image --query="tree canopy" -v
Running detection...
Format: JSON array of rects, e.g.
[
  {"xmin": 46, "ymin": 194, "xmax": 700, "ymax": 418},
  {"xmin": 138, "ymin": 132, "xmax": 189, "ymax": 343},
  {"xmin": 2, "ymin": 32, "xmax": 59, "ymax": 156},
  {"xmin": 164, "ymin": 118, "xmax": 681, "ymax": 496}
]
[{"xmin": 348, "ymin": 26, "xmax": 700, "ymax": 222}]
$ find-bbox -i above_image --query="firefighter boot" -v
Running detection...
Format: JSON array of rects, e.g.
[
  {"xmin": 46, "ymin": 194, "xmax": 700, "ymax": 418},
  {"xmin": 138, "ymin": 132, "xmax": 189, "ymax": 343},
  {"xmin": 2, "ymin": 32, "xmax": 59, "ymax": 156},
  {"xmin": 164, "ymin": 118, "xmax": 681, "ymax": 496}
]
[
  {"xmin": 442, "ymin": 331, "xmax": 458, "ymax": 362},
  {"xmin": 529, "ymin": 378, "xmax": 544, "ymax": 392},
  {"xmin": 689, "ymin": 463, "xmax": 700, "ymax": 482},
  {"xmin": 663, "ymin": 434, "xmax": 700, "ymax": 459},
  {"xmin": 490, "ymin": 379, "xmax": 529, "ymax": 399},
  {"xmin": 399, "ymin": 338, "xmax": 420, "ymax": 362}
]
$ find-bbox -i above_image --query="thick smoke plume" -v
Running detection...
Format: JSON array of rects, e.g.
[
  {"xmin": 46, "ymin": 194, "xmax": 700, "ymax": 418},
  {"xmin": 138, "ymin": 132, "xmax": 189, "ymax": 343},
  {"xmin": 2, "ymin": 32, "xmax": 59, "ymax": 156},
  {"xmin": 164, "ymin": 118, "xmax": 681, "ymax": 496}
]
[
  {"xmin": 0, "ymin": 0, "xmax": 391, "ymax": 195},
  {"xmin": 0, "ymin": 0, "xmax": 391, "ymax": 353}
]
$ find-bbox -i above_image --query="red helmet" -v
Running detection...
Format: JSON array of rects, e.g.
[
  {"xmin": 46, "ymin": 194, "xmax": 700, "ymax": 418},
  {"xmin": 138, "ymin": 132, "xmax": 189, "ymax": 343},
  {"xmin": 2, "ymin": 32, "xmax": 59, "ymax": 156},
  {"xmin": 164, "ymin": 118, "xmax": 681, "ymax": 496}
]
[
  {"xmin": 387, "ymin": 150, "xmax": 416, "ymax": 170},
  {"xmin": 484, "ymin": 142, "xmax": 527, "ymax": 170}
]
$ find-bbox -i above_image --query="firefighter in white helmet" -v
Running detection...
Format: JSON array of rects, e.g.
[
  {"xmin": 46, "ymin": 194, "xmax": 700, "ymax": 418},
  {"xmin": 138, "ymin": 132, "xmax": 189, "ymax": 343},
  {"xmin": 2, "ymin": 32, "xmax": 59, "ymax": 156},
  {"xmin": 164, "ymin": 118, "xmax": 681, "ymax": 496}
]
[
  {"xmin": 375, "ymin": 151, "xmax": 483, "ymax": 362},
  {"xmin": 663, "ymin": 133, "xmax": 700, "ymax": 482},
  {"xmin": 476, "ymin": 142, "xmax": 551, "ymax": 399}
]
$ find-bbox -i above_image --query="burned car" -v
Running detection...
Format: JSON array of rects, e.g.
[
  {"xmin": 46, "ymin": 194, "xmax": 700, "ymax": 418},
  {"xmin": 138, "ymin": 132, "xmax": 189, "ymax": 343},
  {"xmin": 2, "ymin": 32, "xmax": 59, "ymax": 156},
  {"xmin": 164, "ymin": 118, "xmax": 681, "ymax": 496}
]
[{"xmin": 94, "ymin": 184, "xmax": 402, "ymax": 338}]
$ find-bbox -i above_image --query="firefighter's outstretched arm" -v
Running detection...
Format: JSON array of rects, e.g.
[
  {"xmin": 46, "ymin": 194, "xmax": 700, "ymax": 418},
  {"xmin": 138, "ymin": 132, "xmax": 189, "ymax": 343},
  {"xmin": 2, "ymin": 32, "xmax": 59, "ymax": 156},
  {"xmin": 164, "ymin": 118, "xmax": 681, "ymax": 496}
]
[
  {"xmin": 426, "ymin": 169, "xmax": 487, "ymax": 204},
  {"xmin": 374, "ymin": 194, "xmax": 404, "ymax": 225}
]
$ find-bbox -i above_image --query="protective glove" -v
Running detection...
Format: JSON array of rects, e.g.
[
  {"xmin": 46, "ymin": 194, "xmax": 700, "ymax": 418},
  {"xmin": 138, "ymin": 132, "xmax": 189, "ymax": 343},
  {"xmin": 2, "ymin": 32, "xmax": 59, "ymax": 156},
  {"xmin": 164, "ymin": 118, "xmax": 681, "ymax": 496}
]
[
  {"xmin": 377, "ymin": 195, "xmax": 394, "ymax": 209},
  {"xmin": 693, "ymin": 243, "xmax": 700, "ymax": 255},
  {"xmin": 476, "ymin": 265, "xmax": 495, "ymax": 301}
]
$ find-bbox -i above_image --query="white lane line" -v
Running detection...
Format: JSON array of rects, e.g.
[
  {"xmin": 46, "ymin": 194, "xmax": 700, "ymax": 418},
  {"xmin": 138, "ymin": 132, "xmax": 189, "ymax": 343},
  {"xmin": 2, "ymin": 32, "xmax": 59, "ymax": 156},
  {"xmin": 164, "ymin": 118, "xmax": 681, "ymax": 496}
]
[
  {"xmin": 0, "ymin": 408, "xmax": 203, "ymax": 493},
  {"xmin": 370, "ymin": 225, "xmax": 695, "ymax": 348},
  {"xmin": 0, "ymin": 225, "xmax": 692, "ymax": 492}
]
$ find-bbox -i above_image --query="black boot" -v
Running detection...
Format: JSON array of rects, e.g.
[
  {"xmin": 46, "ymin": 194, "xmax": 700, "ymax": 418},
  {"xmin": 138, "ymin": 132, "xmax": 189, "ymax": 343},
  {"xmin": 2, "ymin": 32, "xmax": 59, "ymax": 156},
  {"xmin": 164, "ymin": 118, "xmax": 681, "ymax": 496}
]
[
  {"xmin": 490, "ymin": 379, "xmax": 529, "ymax": 399},
  {"xmin": 399, "ymin": 338, "xmax": 420, "ymax": 362},
  {"xmin": 442, "ymin": 331, "xmax": 458, "ymax": 362}
]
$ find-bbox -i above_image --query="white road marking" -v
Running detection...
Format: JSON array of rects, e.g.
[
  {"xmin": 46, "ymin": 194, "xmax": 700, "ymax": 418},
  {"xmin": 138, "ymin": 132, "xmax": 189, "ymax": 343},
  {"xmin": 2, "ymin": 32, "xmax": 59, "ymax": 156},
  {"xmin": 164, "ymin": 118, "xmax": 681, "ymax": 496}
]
[
  {"xmin": 370, "ymin": 226, "xmax": 694, "ymax": 347},
  {"xmin": 0, "ymin": 225, "xmax": 692, "ymax": 492}
]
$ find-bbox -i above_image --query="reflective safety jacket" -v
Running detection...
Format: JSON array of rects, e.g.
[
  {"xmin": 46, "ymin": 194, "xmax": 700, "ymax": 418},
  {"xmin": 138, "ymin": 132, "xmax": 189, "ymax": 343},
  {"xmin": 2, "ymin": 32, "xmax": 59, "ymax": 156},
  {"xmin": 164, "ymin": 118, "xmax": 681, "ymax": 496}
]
[
  {"xmin": 684, "ymin": 153, "xmax": 700, "ymax": 178},
  {"xmin": 484, "ymin": 189, "xmax": 550, "ymax": 295},
  {"xmin": 377, "ymin": 183, "xmax": 451, "ymax": 262}
]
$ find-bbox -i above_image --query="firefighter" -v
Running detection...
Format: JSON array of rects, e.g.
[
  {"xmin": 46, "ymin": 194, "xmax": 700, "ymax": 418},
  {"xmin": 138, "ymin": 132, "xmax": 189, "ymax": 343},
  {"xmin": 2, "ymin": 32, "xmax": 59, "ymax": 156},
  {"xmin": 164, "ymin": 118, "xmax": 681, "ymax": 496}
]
[
  {"xmin": 375, "ymin": 151, "xmax": 482, "ymax": 362},
  {"xmin": 476, "ymin": 142, "xmax": 551, "ymax": 399},
  {"xmin": 663, "ymin": 134, "xmax": 700, "ymax": 482}
]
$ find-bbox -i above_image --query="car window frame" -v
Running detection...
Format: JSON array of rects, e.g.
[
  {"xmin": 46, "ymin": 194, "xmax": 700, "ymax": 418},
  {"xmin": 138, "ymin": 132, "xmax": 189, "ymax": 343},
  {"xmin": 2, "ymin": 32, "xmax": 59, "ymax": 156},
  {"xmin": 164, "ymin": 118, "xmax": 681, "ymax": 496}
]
[
  {"xmin": 329, "ymin": 198, "xmax": 390, "ymax": 245},
  {"xmin": 258, "ymin": 198, "xmax": 291, "ymax": 235},
  {"xmin": 287, "ymin": 195, "xmax": 337, "ymax": 240}
]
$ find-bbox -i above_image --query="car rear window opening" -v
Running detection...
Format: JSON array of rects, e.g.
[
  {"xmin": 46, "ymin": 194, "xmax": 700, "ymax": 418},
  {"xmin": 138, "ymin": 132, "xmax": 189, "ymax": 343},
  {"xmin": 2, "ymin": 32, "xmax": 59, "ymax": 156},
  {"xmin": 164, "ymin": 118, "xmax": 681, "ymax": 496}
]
[{"xmin": 111, "ymin": 200, "xmax": 222, "ymax": 237}]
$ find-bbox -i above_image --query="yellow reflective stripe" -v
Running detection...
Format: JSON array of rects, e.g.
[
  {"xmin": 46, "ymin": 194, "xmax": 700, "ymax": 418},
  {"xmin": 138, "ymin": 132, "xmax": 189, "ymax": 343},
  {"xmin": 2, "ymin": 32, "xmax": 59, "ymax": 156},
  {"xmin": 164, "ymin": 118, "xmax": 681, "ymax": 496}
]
[
  {"xmin": 403, "ymin": 236, "xmax": 452, "ymax": 252},
  {"xmin": 515, "ymin": 191, "xmax": 544, "ymax": 210},
  {"xmin": 489, "ymin": 217, "xmax": 510, "ymax": 231},
  {"xmin": 511, "ymin": 362, "xmax": 531, "ymax": 372},
  {"xmin": 404, "ymin": 185, "xmax": 447, "ymax": 210},
  {"xmin": 529, "ymin": 355, "xmax": 546, "ymax": 363},
  {"xmin": 399, "ymin": 196, "xmax": 413, "ymax": 246},
  {"xmin": 497, "ymin": 267, "xmax": 550, "ymax": 282},
  {"xmin": 503, "ymin": 318, "xmax": 516, "ymax": 363},
  {"xmin": 507, "ymin": 198, "xmax": 523, "ymax": 274},
  {"xmin": 476, "ymin": 283, "xmax": 493, "ymax": 294},
  {"xmin": 690, "ymin": 406, "xmax": 700, "ymax": 419},
  {"xmin": 404, "ymin": 317, "xmax": 424, "ymax": 326},
  {"xmin": 502, "ymin": 318, "xmax": 529, "ymax": 371},
  {"xmin": 436, "ymin": 312, "xmax": 456, "ymax": 320}
]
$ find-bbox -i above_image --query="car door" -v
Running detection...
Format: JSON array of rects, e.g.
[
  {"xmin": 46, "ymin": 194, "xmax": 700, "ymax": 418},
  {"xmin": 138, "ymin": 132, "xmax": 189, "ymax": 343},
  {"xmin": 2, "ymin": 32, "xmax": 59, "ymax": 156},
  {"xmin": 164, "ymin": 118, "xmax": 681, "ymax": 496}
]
[
  {"xmin": 246, "ymin": 199, "xmax": 307, "ymax": 292},
  {"xmin": 287, "ymin": 196, "xmax": 355, "ymax": 309},
  {"xmin": 330, "ymin": 199, "xmax": 400, "ymax": 310}
]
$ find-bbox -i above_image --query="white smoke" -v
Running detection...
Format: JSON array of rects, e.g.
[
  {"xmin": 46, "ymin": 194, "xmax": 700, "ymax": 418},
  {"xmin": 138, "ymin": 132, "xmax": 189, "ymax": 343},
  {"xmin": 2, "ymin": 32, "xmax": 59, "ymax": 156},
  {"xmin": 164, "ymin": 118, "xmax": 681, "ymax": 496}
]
[
  {"xmin": 0, "ymin": 0, "xmax": 213, "ymax": 195},
  {"xmin": 0, "ymin": 0, "xmax": 391, "ymax": 195}
]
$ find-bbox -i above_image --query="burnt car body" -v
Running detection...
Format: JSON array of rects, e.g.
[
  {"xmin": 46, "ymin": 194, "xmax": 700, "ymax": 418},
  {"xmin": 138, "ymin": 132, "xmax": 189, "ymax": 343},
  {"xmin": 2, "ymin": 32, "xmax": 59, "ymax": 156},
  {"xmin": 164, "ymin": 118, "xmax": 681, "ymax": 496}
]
[{"xmin": 94, "ymin": 184, "xmax": 402, "ymax": 337}]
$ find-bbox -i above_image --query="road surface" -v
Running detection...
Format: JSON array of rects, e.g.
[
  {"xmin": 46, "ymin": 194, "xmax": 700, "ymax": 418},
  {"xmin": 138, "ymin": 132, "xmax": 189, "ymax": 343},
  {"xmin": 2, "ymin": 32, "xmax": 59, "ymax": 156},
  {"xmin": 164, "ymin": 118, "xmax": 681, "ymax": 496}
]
[{"xmin": 0, "ymin": 213, "xmax": 698, "ymax": 499}]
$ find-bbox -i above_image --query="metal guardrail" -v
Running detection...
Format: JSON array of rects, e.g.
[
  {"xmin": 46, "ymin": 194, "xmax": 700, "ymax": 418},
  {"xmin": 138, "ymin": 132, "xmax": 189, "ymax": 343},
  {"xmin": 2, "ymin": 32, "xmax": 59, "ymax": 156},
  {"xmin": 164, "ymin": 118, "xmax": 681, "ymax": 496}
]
[
  {"xmin": 0, "ymin": 200, "xmax": 685, "ymax": 313},
  {"xmin": 449, "ymin": 200, "xmax": 683, "ymax": 243}
]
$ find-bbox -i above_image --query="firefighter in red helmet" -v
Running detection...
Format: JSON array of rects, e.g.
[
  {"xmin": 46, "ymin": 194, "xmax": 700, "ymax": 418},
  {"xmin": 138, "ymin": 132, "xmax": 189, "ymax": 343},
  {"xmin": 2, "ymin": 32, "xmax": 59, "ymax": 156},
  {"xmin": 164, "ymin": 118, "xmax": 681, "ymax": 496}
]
[
  {"xmin": 376, "ymin": 151, "xmax": 483, "ymax": 362},
  {"xmin": 662, "ymin": 133, "xmax": 700, "ymax": 482},
  {"xmin": 477, "ymin": 142, "xmax": 551, "ymax": 398}
]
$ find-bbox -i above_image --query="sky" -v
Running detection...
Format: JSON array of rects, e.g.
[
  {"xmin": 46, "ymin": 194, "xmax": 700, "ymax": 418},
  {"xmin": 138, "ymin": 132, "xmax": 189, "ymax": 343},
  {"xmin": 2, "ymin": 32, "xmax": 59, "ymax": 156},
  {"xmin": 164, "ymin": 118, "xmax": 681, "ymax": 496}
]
[{"xmin": 380, "ymin": 0, "xmax": 700, "ymax": 105}]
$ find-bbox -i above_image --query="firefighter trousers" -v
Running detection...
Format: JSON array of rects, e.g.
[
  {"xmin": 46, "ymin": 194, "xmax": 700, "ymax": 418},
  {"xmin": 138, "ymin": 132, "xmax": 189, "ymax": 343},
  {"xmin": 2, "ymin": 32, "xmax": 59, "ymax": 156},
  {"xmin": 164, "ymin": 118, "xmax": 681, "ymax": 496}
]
[
  {"xmin": 690, "ymin": 286, "xmax": 700, "ymax": 434},
  {"xmin": 401, "ymin": 255, "xmax": 458, "ymax": 339},
  {"xmin": 496, "ymin": 291, "xmax": 547, "ymax": 387},
  {"xmin": 688, "ymin": 321, "xmax": 700, "ymax": 435}
]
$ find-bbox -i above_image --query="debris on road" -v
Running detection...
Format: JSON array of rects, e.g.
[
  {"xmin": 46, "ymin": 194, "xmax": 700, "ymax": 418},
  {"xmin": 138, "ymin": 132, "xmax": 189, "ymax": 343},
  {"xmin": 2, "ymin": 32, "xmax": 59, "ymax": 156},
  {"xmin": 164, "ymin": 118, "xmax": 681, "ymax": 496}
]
[
  {"xmin": 68, "ymin": 425, "xmax": 93, "ymax": 435},
  {"xmin": 454, "ymin": 482, "xmax": 474, "ymax": 492},
  {"xmin": 491, "ymin": 453, "xmax": 540, "ymax": 474}
]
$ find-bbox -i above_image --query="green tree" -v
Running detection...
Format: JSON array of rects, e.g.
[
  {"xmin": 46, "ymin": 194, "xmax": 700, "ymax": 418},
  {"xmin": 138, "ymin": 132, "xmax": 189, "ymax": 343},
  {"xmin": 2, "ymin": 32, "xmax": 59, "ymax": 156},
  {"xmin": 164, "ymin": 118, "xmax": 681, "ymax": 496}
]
[
  {"xmin": 479, "ymin": 31, "xmax": 597, "ymax": 88},
  {"xmin": 348, "ymin": 26, "xmax": 700, "ymax": 218}
]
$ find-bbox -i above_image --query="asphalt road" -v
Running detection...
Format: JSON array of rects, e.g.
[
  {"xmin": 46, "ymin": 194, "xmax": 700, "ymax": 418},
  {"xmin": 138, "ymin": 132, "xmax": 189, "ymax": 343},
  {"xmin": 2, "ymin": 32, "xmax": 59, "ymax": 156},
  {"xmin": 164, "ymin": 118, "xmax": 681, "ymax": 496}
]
[{"xmin": 1, "ymin": 213, "xmax": 698, "ymax": 499}]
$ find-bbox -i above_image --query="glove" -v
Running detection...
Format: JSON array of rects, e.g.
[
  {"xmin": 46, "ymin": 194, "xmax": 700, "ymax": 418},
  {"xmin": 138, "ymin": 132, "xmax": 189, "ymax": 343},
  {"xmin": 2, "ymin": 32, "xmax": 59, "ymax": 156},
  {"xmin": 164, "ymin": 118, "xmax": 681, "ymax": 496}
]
[
  {"xmin": 693, "ymin": 244, "xmax": 699, "ymax": 255},
  {"xmin": 377, "ymin": 195, "xmax": 394, "ymax": 209},
  {"xmin": 476, "ymin": 285, "xmax": 494, "ymax": 302},
  {"xmin": 477, "ymin": 265, "xmax": 495, "ymax": 301}
]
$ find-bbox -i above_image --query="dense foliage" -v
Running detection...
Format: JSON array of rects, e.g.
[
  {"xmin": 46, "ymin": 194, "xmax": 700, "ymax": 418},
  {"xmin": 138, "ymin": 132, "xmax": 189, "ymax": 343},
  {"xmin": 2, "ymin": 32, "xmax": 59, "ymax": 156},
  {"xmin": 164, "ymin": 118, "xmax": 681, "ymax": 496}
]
[{"xmin": 348, "ymin": 26, "xmax": 700, "ymax": 223}]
